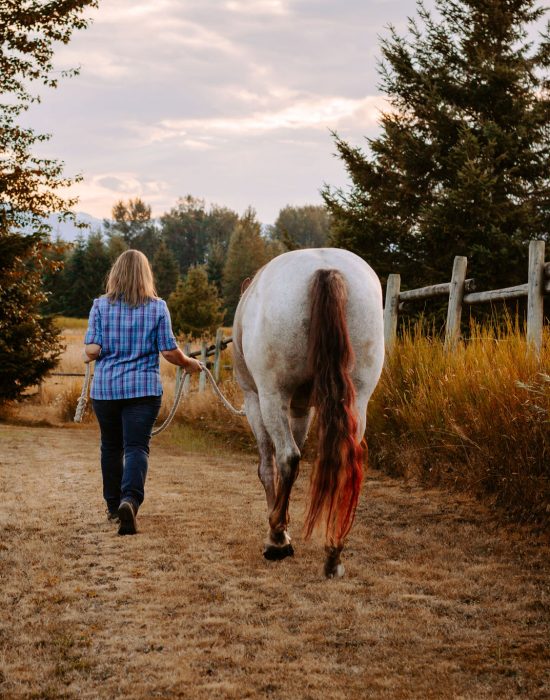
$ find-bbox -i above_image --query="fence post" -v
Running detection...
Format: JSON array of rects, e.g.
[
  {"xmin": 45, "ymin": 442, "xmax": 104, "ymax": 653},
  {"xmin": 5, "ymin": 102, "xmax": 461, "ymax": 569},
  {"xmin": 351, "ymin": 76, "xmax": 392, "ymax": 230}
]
[
  {"xmin": 445, "ymin": 256, "xmax": 468, "ymax": 350},
  {"xmin": 213, "ymin": 328, "xmax": 224, "ymax": 382},
  {"xmin": 183, "ymin": 343, "xmax": 191, "ymax": 394},
  {"xmin": 383, "ymin": 274, "xmax": 401, "ymax": 354},
  {"xmin": 527, "ymin": 240, "xmax": 545, "ymax": 355},
  {"xmin": 199, "ymin": 340, "xmax": 207, "ymax": 392}
]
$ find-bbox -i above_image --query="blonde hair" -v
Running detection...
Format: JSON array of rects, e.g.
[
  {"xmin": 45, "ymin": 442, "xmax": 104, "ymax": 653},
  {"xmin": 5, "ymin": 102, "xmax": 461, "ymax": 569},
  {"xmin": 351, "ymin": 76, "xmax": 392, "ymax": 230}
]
[{"xmin": 105, "ymin": 249, "xmax": 157, "ymax": 307}]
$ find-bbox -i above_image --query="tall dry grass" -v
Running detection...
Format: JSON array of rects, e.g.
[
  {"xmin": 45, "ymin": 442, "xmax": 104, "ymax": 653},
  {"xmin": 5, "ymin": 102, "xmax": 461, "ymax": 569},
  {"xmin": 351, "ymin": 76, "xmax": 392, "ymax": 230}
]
[{"xmin": 368, "ymin": 320, "xmax": 549, "ymax": 527}]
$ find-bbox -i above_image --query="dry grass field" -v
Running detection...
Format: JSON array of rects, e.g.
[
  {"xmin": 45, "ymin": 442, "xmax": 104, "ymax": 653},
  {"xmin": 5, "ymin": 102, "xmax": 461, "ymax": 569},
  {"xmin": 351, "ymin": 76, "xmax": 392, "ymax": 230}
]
[{"xmin": 0, "ymin": 421, "xmax": 548, "ymax": 699}]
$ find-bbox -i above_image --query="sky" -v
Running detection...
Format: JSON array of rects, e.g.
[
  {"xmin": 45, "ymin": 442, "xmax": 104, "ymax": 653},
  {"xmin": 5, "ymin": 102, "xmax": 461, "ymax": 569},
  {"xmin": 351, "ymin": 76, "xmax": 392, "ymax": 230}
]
[{"xmin": 26, "ymin": 0, "xmax": 422, "ymax": 225}]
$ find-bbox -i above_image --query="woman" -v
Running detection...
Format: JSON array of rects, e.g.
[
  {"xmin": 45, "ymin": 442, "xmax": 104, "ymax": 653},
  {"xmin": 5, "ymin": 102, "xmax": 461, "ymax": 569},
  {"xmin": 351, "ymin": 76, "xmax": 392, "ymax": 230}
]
[{"xmin": 84, "ymin": 249, "xmax": 202, "ymax": 535}]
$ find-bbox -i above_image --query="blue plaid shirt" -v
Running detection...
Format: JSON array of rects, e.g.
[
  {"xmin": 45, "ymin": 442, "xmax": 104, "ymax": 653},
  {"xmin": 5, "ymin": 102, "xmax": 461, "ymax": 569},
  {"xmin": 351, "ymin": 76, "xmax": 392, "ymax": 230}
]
[{"xmin": 84, "ymin": 296, "xmax": 178, "ymax": 400}]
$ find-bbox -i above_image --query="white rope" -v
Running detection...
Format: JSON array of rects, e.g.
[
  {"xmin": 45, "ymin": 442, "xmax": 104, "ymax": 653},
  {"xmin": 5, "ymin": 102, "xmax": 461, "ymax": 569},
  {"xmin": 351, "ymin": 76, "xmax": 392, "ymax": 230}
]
[
  {"xmin": 200, "ymin": 364, "xmax": 246, "ymax": 416},
  {"xmin": 151, "ymin": 368, "xmax": 187, "ymax": 435},
  {"xmin": 73, "ymin": 360, "xmax": 246, "ymax": 429},
  {"xmin": 74, "ymin": 362, "xmax": 92, "ymax": 423}
]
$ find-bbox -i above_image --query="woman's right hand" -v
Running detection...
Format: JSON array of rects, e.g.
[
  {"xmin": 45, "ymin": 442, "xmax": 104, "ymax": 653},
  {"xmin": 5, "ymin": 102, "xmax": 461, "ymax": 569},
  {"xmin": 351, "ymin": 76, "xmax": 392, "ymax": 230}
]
[{"xmin": 184, "ymin": 356, "xmax": 203, "ymax": 373}]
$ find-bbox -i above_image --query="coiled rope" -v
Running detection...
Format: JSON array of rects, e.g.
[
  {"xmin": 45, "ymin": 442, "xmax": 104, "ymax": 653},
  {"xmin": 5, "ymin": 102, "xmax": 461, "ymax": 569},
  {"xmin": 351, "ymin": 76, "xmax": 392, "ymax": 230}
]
[{"xmin": 74, "ymin": 360, "xmax": 245, "ymax": 433}]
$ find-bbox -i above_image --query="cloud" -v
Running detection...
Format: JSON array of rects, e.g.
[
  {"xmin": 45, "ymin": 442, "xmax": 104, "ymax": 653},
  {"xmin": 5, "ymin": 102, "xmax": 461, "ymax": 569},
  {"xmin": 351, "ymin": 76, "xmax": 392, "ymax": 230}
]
[
  {"xmin": 28, "ymin": 0, "xmax": 406, "ymax": 223},
  {"xmin": 129, "ymin": 94, "xmax": 389, "ymax": 146},
  {"xmin": 70, "ymin": 173, "xmax": 171, "ymax": 217},
  {"xmin": 225, "ymin": 0, "xmax": 290, "ymax": 15}
]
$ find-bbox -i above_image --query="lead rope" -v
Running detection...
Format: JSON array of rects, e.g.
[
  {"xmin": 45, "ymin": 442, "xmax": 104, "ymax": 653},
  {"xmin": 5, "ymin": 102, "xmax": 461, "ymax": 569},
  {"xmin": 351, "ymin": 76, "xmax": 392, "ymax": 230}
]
[
  {"xmin": 73, "ymin": 361, "xmax": 245, "ymax": 430},
  {"xmin": 74, "ymin": 362, "xmax": 92, "ymax": 424},
  {"xmin": 151, "ymin": 367, "xmax": 188, "ymax": 436},
  {"xmin": 199, "ymin": 364, "xmax": 246, "ymax": 416}
]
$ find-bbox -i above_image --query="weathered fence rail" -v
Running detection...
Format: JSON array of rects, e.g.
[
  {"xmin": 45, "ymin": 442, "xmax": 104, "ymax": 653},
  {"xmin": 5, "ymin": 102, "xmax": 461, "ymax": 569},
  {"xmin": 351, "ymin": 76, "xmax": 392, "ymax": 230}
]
[
  {"xmin": 384, "ymin": 240, "xmax": 548, "ymax": 354},
  {"xmin": 51, "ymin": 331, "xmax": 235, "ymax": 394}
]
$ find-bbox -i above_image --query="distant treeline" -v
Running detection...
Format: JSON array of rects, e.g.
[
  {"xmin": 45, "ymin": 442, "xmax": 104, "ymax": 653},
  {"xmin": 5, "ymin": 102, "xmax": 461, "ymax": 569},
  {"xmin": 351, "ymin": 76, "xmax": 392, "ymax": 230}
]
[{"xmin": 42, "ymin": 196, "xmax": 331, "ymax": 332}]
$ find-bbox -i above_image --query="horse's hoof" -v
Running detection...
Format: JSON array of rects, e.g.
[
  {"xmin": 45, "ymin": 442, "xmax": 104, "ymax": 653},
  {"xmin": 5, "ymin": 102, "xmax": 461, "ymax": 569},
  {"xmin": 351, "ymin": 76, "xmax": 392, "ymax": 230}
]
[
  {"xmin": 263, "ymin": 543, "xmax": 294, "ymax": 561},
  {"xmin": 324, "ymin": 562, "xmax": 345, "ymax": 579}
]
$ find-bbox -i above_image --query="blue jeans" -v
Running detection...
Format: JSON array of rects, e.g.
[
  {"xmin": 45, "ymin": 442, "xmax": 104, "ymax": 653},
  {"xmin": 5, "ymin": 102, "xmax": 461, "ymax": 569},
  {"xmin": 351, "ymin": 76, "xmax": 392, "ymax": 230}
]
[{"xmin": 92, "ymin": 396, "xmax": 162, "ymax": 514}]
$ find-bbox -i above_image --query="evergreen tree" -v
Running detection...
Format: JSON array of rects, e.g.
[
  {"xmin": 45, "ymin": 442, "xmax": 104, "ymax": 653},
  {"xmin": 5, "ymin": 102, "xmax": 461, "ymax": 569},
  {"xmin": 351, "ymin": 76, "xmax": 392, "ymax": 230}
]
[
  {"xmin": 269, "ymin": 205, "xmax": 331, "ymax": 250},
  {"xmin": 222, "ymin": 208, "xmax": 270, "ymax": 322},
  {"xmin": 152, "ymin": 240, "xmax": 179, "ymax": 300},
  {"xmin": 204, "ymin": 204, "xmax": 239, "ymax": 289},
  {"xmin": 160, "ymin": 196, "xmax": 210, "ymax": 275},
  {"xmin": 106, "ymin": 233, "xmax": 128, "ymax": 262},
  {"xmin": 62, "ymin": 236, "xmax": 91, "ymax": 317},
  {"xmin": 41, "ymin": 236, "xmax": 70, "ymax": 315},
  {"xmin": 84, "ymin": 231, "xmax": 111, "ymax": 301},
  {"xmin": 323, "ymin": 0, "xmax": 549, "ymax": 292},
  {"xmin": 206, "ymin": 240, "xmax": 227, "ymax": 294},
  {"xmin": 207, "ymin": 205, "xmax": 239, "ymax": 251},
  {"xmin": 168, "ymin": 266, "xmax": 224, "ymax": 338},
  {"xmin": 0, "ymin": 0, "xmax": 97, "ymax": 401}
]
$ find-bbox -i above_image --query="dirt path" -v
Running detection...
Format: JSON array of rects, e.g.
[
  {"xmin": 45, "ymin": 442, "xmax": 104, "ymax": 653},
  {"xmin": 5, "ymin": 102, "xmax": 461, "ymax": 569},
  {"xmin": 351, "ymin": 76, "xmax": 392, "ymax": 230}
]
[{"xmin": 0, "ymin": 423, "xmax": 548, "ymax": 699}]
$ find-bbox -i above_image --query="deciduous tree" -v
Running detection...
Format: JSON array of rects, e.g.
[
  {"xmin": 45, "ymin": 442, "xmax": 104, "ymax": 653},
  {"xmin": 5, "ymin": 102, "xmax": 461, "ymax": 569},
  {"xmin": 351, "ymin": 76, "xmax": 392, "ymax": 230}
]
[
  {"xmin": 222, "ymin": 208, "xmax": 270, "ymax": 322},
  {"xmin": 269, "ymin": 205, "xmax": 331, "ymax": 250},
  {"xmin": 104, "ymin": 198, "xmax": 159, "ymax": 259},
  {"xmin": 160, "ymin": 196, "xmax": 239, "ymax": 278},
  {"xmin": 0, "ymin": 0, "xmax": 97, "ymax": 400}
]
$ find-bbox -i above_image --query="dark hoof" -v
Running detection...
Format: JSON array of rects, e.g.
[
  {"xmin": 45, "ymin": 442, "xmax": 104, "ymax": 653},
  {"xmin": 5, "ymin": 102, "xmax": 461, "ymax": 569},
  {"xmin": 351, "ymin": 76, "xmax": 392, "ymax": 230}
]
[{"xmin": 263, "ymin": 543, "xmax": 294, "ymax": 561}]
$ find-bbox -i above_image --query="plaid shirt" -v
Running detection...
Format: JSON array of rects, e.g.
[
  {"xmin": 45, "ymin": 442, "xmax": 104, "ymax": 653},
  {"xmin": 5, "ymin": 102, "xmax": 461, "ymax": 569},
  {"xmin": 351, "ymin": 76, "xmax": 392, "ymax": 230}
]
[{"xmin": 84, "ymin": 296, "xmax": 178, "ymax": 400}]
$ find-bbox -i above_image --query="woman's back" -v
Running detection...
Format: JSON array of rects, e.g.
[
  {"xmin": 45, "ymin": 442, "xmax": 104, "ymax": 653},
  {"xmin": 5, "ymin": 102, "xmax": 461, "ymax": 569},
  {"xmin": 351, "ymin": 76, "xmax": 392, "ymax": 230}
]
[{"xmin": 85, "ymin": 296, "xmax": 177, "ymax": 400}]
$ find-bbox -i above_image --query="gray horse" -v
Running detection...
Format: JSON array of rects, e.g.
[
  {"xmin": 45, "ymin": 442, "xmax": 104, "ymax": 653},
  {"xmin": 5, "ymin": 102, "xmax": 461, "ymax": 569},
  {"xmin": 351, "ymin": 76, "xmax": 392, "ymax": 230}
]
[{"xmin": 233, "ymin": 248, "xmax": 384, "ymax": 577}]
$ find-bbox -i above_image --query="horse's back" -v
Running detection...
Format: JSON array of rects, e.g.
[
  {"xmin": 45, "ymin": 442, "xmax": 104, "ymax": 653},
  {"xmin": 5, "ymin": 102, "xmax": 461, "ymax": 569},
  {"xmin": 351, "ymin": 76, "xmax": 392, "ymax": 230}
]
[{"xmin": 235, "ymin": 248, "xmax": 384, "ymax": 390}]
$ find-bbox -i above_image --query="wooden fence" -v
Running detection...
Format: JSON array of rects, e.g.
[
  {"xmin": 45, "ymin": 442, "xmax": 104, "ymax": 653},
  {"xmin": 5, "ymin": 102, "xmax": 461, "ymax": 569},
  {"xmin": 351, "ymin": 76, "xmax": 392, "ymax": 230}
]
[{"xmin": 383, "ymin": 240, "xmax": 549, "ymax": 355}]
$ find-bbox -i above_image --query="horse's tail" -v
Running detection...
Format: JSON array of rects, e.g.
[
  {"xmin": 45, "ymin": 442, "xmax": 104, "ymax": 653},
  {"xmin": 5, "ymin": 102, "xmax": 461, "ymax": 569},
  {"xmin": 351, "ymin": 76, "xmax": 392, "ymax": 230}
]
[{"xmin": 303, "ymin": 268, "xmax": 364, "ymax": 546}]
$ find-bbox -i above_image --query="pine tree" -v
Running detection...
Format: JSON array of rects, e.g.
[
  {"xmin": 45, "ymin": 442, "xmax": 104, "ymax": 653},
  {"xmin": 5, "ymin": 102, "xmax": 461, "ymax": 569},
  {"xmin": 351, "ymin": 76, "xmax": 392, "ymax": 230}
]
[
  {"xmin": 106, "ymin": 234, "xmax": 128, "ymax": 262},
  {"xmin": 0, "ymin": 0, "xmax": 97, "ymax": 401},
  {"xmin": 62, "ymin": 236, "xmax": 92, "ymax": 317},
  {"xmin": 84, "ymin": 231, "xmax": 111, "ymax": 301},
  {"xmin": 152, "ymin": 240, "xmax": 179, "ymax": 300},
  {"xmin": 41, "ymin": 236, "xmax": 70, "ymax": 315},
  {"xmin": 323, "ymin": 0, "xmax": 550, "ymax": 292},
  {"xmin": 222, "ymin": 208, "xmax": 271, "ymax": 322},
  {"xmin": 160, "ymin": 196, "xmax": 210, "ymax": 275},
  {"xmin": 167, "ymin": 266, "xmax": 224, "ymax": 338}
]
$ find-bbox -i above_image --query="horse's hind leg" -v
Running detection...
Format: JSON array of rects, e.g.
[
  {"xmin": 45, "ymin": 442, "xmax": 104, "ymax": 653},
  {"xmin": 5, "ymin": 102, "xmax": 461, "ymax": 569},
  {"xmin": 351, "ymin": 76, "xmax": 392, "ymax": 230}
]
[
  {"xmin": 258, "ymin": 391, "xmax": 301, "ymax": 560},
  {"xmin": 244, "ymin": 392, "xmax": 293, "ymax": 560}
]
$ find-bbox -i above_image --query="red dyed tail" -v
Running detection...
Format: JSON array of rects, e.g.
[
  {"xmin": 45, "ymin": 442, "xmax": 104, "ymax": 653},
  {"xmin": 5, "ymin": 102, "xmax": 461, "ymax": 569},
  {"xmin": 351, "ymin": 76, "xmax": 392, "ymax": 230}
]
[{"xmin": 303, "ymin": 269, "xmax": 364, "ymax": 546}]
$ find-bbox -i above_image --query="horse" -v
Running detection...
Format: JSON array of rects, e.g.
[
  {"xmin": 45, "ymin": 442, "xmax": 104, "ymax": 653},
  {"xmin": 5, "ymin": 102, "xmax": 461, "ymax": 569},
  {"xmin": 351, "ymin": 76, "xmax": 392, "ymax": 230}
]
[{"xmin": 232, "ymin": 248, "xmax": 385, "ymax": 577}]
